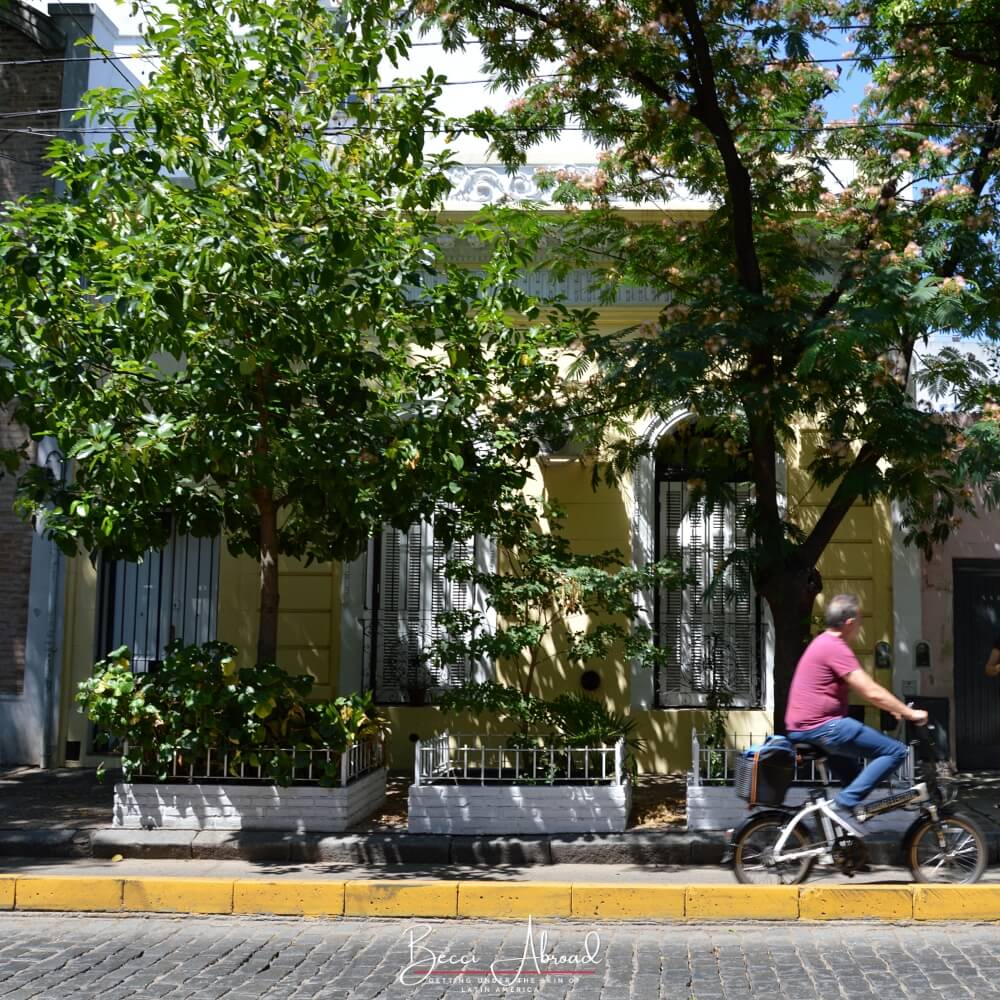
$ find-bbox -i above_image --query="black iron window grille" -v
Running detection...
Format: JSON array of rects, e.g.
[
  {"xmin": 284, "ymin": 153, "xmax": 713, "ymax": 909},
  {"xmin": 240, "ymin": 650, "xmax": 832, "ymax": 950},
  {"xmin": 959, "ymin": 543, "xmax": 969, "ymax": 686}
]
[
  {"xmin": 91, "ymin": 520, "xmax": 220, "ymax": 752},
  {"xmin": 654, "ymin": 474, "xmax": 763, "ymax": 708}
]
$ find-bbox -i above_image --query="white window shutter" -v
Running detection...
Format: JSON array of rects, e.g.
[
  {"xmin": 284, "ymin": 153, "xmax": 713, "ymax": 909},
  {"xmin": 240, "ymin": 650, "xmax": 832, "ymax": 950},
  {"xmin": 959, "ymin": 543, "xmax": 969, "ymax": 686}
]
[
  {"xmin": 368, "ymin": 518, "xmax": 485, "ymax": 700},
  {"xmin": 730, "ymin": 483, "xmax": 756, "ymax": 700},
  {"xmin": 373, "ymin": 526, "xmax": 406, "ymax": 700},
  {"xmin": 431, "ymin": 531, "xmax": 475, "ymax": 686}
]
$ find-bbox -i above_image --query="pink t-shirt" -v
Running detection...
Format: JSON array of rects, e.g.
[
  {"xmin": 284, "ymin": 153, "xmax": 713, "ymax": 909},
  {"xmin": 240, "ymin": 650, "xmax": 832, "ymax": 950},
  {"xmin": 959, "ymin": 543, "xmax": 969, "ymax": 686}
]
[{"xmin": 785, "ymin": 631, "xmax": 860, "ymax": 732}]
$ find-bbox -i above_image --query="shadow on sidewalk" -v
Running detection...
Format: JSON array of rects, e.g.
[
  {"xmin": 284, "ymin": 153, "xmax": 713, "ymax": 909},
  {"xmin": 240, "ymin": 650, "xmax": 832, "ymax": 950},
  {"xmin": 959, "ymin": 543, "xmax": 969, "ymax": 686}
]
[{"xmin": 0, "ymin": 767, "xmax": 117, "ymax": 830}]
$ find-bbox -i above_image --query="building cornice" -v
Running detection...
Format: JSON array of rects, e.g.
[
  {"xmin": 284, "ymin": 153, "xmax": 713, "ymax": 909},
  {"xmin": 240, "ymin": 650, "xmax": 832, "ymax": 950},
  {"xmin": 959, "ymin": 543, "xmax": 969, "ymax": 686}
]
[
  {"xmin": 442, "ymin": 164, "xmax": 715, "ymax": 216},
  {"xmin": 1, "ymin": 0, "xmax": 65, "ymax": 51}
]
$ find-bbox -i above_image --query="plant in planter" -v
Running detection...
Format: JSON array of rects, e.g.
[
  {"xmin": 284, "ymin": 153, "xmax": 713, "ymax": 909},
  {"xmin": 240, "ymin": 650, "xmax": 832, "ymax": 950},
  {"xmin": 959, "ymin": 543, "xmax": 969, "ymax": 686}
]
[
  {"xmin": 77, "ymin": 640, "xmax": 390, "ymax": 785},
  {"xmin": 699, "ymin": 635, "xmax": 738, "ymax": 780}
]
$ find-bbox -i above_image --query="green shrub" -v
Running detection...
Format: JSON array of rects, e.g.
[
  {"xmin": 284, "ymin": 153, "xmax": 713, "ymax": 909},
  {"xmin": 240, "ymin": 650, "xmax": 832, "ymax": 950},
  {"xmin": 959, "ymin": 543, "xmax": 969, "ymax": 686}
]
[{"xmin": 77, "ymin": 641, "xmax": 389, "ymax": 785}]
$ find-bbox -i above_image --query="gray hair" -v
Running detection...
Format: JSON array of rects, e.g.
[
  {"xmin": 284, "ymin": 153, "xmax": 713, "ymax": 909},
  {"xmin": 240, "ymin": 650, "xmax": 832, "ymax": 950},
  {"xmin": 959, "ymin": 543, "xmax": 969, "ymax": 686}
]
[{"xmin": 825, "ymin": 593, "xmax": 861, "ymax": 628}]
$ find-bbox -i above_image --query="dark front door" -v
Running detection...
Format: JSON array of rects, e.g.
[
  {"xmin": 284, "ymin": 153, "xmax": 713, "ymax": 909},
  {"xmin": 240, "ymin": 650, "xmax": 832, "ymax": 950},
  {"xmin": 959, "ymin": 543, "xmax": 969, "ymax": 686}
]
[{"xmin": 953, "ymin": 559, "xmax": 1000, "ymax": 769}]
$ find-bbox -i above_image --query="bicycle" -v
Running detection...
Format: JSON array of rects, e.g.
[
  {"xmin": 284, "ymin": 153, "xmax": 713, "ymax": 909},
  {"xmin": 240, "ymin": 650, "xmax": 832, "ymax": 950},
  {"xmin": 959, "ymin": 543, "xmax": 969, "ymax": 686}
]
[{"xmin": 728, "ymin": 719, "xmax": 988, "ymax": 884}]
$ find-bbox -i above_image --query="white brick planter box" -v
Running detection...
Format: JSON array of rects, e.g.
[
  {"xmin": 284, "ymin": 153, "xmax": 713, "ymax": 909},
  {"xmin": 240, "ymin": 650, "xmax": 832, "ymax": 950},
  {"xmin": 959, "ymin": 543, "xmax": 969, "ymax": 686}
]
[
  {"xmin": 114, "ymin": 767, "xmax": 386, "ymax": 833},
  {"xmin": 687, "ymin": 781, "xmax": 914, "ymax": 834},
  {"xmin": 408, "ymin": 780, "xmax": 632, "ymax": 835}
]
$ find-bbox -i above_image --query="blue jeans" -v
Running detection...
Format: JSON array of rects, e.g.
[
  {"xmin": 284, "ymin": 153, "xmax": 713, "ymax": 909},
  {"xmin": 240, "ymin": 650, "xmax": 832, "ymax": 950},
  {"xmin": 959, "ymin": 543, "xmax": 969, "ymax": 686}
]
[{"xmin": 787, "ymin": 717, "xmax": 909, "ymax": 810}]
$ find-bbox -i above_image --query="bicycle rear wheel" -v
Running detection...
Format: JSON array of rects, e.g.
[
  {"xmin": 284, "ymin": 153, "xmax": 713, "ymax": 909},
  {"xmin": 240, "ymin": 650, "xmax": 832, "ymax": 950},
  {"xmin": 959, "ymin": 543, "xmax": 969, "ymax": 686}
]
[
  {"xmin": 732, "ymin": 814, "xmax": 816, "ymax": 885},
  {"xmin": 906, "ymin": 811, "xmax": 987, "ymax": 884}
]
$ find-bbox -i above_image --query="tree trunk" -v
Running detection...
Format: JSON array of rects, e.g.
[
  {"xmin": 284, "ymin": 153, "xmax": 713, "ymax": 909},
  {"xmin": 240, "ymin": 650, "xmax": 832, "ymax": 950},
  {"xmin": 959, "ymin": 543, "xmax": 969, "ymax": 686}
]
[
  {"xmin": 256, "ymin": 489, "xmax": 280, "ymax": 665},
  {"xmin": 764, "ymin": 567, "xmax": 822, "ymax": 735}
]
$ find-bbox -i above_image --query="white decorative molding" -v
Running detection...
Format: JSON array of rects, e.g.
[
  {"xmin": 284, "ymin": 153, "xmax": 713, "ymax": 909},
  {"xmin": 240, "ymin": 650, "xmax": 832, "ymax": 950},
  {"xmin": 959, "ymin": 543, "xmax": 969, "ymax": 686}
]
[
  {"xmin": 423, "ymin": 263, "xmax": 668, "ymax": 306},
  {"xmin": 891, "ymin": 500, "xmax": 922, "ymax": 700},
  {"xmin": 444, "ymin": 164, "xmax": 704, "ymax": 211},
  {"xmin": 446, "ymin": 164, "xmax": 566, "ymax": 205},
  {"xmin": 517, "ymin": 269, "xmax": 668, "ymax": 306},
  {"xmin": 630, "ymin": 409, "xmax": 694, "ymax": 711}
]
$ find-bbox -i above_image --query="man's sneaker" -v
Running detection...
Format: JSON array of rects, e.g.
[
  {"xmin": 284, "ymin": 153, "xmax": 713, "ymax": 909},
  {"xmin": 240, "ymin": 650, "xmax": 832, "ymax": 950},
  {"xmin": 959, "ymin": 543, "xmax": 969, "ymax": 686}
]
[
  {"xmin": 825, "ymin": 799, "xmax": 863, "ymax": 828},
  {"xmin": 849, "ymin": 803, "xmax": 869, "ymax": 824}
]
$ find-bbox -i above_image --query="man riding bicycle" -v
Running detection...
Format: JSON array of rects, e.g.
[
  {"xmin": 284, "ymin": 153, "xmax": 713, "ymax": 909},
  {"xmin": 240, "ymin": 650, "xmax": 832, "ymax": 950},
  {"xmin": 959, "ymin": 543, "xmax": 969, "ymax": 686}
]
[{"xmin": 786, "ymin": 593, "xmax": 928, "ymax": 818}]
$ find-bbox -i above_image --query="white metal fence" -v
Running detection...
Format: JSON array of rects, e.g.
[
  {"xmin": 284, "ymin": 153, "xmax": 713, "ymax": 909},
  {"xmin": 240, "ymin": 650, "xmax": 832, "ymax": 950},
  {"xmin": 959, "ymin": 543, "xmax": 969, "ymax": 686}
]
[
  {"xmin": 413, "ymin": 732, "xmax": 626, "ymax": 786},
  {"xmin": 689, "ymin": 731, "xmax": 916, "ymax": 787},
  {"xmin": 128, "ymin": 736, "xmax": 385, "ymax": 786}
]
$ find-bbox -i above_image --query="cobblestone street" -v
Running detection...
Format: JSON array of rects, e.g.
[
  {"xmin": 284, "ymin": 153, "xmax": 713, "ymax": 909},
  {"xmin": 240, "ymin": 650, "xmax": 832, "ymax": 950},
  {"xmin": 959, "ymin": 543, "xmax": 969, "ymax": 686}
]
[{"xmin": 1, "ymin": 913, "xmax": 1000, "ymax": 999}]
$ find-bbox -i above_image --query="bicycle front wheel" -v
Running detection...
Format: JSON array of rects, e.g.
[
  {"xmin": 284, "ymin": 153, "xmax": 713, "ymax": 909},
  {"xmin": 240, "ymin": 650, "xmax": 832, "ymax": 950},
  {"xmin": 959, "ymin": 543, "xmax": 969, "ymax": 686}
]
[
  {"xmin": 732, "ymin": 814, "xmax": 815, "ymax": 885},
  {"xmin": 906, "ymin": 811, "xmax": 987, "ymax": 884}
]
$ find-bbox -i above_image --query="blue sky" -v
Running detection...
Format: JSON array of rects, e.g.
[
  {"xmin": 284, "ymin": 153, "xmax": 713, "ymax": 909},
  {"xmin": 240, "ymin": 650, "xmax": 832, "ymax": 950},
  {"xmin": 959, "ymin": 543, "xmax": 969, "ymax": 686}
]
[{"xmin": 813, "ymin": 30, "xmax": 872, "ymax": 120}]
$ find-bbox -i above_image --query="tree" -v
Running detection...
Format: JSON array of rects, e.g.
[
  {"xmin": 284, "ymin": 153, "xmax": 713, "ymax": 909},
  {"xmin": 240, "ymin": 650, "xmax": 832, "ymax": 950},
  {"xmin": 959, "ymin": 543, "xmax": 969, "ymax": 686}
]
[
  {"xmin": 418, "ymin": 0, "xmax": 1000, "ymax": 729},
  {"xmin": 428, "ymin": 495, "xmax": 686, "ymax": 698},
  {"xmin": 0, "ymin": 0, "xmax": 571, "ymax": 664}
]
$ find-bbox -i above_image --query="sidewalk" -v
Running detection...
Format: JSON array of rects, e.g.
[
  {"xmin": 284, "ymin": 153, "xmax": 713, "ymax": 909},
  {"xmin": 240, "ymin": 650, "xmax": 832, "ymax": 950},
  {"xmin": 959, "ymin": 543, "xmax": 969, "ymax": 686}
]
[
  {"xmin": 3, "ymin": 767, "xmax": 1000, "ymax": 921},
  {"xmin": 3, "ymin": 767, "xmax": 1000, "ymax": 867}
]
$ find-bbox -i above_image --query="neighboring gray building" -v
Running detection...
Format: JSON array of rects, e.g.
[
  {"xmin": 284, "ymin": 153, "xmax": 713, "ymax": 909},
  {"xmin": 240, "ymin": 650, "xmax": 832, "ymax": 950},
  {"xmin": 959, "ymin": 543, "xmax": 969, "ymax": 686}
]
[{"xmin": 0, "ymin": 2, "xmax": 138, "ymax": 766}]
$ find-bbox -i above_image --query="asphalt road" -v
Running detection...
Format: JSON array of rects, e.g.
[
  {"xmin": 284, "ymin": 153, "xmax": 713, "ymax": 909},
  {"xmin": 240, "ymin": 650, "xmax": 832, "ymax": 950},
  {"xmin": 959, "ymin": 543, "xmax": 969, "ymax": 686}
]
[{"xmin": 1, "ymin": 913, "xmax": 999, "ymax": 999}]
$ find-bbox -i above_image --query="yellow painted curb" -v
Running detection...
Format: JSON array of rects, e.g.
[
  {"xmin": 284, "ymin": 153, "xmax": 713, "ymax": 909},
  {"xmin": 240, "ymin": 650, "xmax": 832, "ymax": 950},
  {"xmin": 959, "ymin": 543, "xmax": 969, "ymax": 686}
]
[
  {"xmin": 123, "ymin": 878, "xmax": 234, "ymax": 915},
  {"xmin": 8, "ymin": 877, "xmax": 1000, "ymax": 922},
  {"xmin": 15, "ymin": 877, "xmax": 123, "ymax": 912},
  {"xmin": 914, "ymin": 886, "xmax": 1000, "ymax": 921},
  {"xmin": 572, "ymin": 884, "xmax": 684, "ymax": 920},
  {"xmin": 800, "ymin": 886, "xmax": 914, "ymax": 921},
  {"xmin": 345, "ymin": 880, "xmax": 458, "ymax": 918},
  {"xmin": 685, "ymin": 885, "xmax": 799, "ymax": 920},
  {"xmin": 233, "ymin": 881, "xmax": 345, "ymax": 917},
  {"xmin": 458, "ymin": 882, "xmax": 572, "ymax": 919}
]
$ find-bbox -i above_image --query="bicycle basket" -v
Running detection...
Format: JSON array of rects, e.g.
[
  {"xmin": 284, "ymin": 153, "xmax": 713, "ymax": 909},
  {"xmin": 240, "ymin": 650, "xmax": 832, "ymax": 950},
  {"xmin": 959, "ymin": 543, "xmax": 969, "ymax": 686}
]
[{"xmin": 735, "ymin": 736, "xmax": 796, "ymax": 807}]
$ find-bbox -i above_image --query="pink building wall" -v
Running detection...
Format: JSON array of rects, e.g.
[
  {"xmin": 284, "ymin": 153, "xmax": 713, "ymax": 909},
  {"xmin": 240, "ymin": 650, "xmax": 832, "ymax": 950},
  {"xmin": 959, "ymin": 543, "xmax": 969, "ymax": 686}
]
[{"xmin": 920, "ymin": 504, "xmax": 1000, "ymax": 705}]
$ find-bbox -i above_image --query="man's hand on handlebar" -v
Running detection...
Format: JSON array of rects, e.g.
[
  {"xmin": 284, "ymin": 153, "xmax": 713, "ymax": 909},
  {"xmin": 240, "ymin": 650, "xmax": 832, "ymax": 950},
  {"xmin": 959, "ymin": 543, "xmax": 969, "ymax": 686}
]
[{"xmin": 905, "ymin": 706, "xmax": 929, "ymax": 725}]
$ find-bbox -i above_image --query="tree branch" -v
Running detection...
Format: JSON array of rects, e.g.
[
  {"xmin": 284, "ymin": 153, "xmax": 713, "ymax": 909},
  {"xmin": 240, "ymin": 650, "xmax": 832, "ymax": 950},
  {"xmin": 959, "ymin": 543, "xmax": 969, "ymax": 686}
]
[
  {"xmin": 484, "ymin": 0, "xmax": 554, "ymax": 28},
  {"xmin": 811, "ymin": 179, "xmax": 898, "ymax": 325},
  {"xmin": 799, "ymin": 442, "xmax": 881, "ymax": 567},
  {"xmin": 942, "ymin": 47, "xmax": 1000, "ymax": 71},
  {"xmin": 677, "ymin": 0, "xmax": 762, "ymax": 295}
]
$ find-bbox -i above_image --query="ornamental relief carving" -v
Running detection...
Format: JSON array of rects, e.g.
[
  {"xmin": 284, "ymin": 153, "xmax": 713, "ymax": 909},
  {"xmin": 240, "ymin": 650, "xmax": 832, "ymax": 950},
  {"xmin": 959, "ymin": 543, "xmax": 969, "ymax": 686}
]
[
  {"xmin": 446, "ymin": 164, "xmax": 585, "ymax": 204},
  {"xmin": 439, "ymin": 164, "xmax": 672, "ymax": 304}
]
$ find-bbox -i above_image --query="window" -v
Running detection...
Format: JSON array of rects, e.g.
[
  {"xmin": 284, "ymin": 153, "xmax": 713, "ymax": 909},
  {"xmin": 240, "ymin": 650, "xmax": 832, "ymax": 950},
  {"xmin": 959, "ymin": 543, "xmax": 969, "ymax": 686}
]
[
  {"xmin": 92, "ymin": 519, "xmax": 219, "ymax": 754},
  {"xmin": 95, "ymin": 520, "xmax": 220, "ymax": 673},
  {"xmin": 362, "ymin": 520, "xmax": 486, "ymax": 703},
  {"xmin": 655, "ymin": 472, "xmax": 762, "ymax": 707}
]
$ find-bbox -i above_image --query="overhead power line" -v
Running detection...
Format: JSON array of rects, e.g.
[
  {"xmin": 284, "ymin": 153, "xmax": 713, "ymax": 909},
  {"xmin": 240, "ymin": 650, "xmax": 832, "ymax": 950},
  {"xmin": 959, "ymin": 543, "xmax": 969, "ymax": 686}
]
[
  {"xmin": 2, "ymin": 119, "xmax": 996, "ymax": 139},
  {"xmin": 2, "ymin": 16, "xmax": 994, "ymax": 68},
  {"xmin": 0, "ymin": 150, "xmax": 38, "ymax": 167},
  {"xmin": 0, "ymin": 50, "xmax": 914, "ymax": 70}
]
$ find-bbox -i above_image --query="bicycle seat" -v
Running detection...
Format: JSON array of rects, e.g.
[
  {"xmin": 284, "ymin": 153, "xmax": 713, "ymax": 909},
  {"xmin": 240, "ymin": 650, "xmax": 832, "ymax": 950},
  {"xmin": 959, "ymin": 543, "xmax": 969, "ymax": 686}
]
[{"xmin": 793, "ymin": 741, "xmax": 829, "ymax": 761}]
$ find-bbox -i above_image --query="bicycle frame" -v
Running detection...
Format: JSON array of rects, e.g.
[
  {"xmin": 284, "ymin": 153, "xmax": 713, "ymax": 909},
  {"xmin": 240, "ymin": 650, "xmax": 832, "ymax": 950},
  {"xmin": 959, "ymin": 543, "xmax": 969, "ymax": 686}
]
[
  {"xmin": 769, "ymin": 747, "xmax": 931, "ymax": 865},
  {"xmin": 771, "ymin": 793, "xmax": 864, "ymax": 863}
]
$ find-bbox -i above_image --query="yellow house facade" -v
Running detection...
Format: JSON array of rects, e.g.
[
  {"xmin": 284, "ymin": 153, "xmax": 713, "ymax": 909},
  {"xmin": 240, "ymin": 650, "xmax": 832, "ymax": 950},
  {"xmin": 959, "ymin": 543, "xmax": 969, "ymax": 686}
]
[
  {"xmin": 55, "ymin": 314, "xmax": 896, "ymax": 775},
  {"xmin": 41, "ymin": 15, "xmax": 897, "ymax": 774}
]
